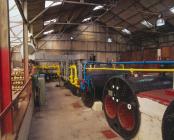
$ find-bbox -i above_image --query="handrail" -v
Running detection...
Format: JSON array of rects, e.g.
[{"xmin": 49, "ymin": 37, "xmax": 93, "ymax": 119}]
[{"xmin": 0, "ymin": 78, "xmax": 31, "ymax": 120}]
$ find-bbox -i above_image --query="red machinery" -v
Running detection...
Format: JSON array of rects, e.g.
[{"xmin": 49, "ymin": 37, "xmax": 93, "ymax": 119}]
[{"xmin": 103, "ymin": 75, "xmax": 174, "ymax": 140}]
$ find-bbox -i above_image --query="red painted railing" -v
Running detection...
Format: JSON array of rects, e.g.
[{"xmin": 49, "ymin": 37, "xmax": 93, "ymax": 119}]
[{"xmin": 0, "ymin": 78, "xmax": 32, "ymax": 140}]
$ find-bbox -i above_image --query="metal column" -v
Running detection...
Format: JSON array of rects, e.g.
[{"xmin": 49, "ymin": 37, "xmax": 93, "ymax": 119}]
[
  {"xmin": 0, "ymin": 0, "xmax": 13, "ymax": 135},
  {"xmin": 23, "ymin": 0, "xmax": 29, "ymax": 82}
]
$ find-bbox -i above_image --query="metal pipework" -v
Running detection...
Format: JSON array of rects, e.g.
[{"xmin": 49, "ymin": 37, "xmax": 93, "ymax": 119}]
[
  {"xmin": 103, "ymin": 75, "xmax": 173, "ymax": 139},
  {"xmin": 83, "ymin": 61, "xmax": 174, "ymax": 90},
  {"xmin": 85, "ymin": 60, "xmax": 174, "ymax": 65},
  {"xmin": 69, "ymin": 65, "xmax": 74, "ymax": 84},
  {"xmin": 34, "ymin": 64, "xmax": 61, "ymax": 77},
  {"xmin": 86, "ymin": 68, "xmax": 174, "ymax": 73},
  {"xmin": 69, "ymin": 64, "xmax": 80, "ymax": 88},
  {"xmin": 81, "ymin": 70, "xmax": 129, "ymax": 107},
  {"xmin": 66, "ymin": 64, "xmax": 81, "ymax": 96},
  {"xmin": 83, "ymin": 60, "xmax": 174, "ymax": 80}
]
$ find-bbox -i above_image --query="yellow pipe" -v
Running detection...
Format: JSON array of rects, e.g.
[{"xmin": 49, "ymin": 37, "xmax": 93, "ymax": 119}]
[
  {"xmin": 34, "ymin": 64, "xmax": 61, "ymax": 76},
  {"xmin": 69, "ymin": 64, "xmax": 79, "ymax": 88},
  {"xmin": 69, "ymin": 65, "xmax": 73, "ymax": 84},
  {"xmin": 86, "ymin": 68, "xmax": 174, "ymax": 73}
]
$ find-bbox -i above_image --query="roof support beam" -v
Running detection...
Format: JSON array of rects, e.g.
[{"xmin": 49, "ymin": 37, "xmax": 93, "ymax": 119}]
[
  {"xmin": 34, "ymin": 24, "xmax": 53, "ymax": 38},
  {"xmin": 60, "ymin": 1, "xmax": 105, "ymax": 6},
  {"xmin": 57, "ymin": 6, "xmax": 91, "ymax": 38},
  {"xmin": 29, "ymin": 1, "xmax": 113, "ymax": 24},
  {"xmin": 9, "ymin": 4, "xmax": 16, "ymax": 11},
  {"xmin": 10, "ymin": 28, "xmax": 23, "ymax": 44},
  {"xmin": 29, "ymin": 1, "xmax": 59, "ymax": 24},
  {"xmin": 36, "ymin": 49, "xmax": 122, "ymax": 54},
  {"xmin": 34, "ymin": 22, "xmax": 122, "ymax": 38},
  {"xmin": 104, "ymin": 1, "xmax": 137, "ymax": 23},
  {"xmin": 112, "ymin": 0, "xmax": 163, "ymax": 29},
  {"xmin": 14, "ymin": 0, "xmax": 28, "ymax": 23},
  {"xmin": 33, "ymin": 0, "xmax": 66, "ymax": 38},
  {"xmin": 72, "ymin": 4, "xmax": 117, "ymax": 39},
  {"xmin": 109, "ymin": 11, "xmax": 138, "ymax": 30}
]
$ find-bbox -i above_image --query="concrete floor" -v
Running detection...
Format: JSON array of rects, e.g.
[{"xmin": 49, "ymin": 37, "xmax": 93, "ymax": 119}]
[{"xmin": 29, "ymin": 82, "xmax": 123, "ymax": 140}]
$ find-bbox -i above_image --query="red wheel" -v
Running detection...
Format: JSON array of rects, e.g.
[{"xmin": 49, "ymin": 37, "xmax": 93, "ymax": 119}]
[
  {"xmin": 117, "ymin": 102, "xmax": 135, "ymax": 131},
  {"xmin": 104, "ymin": 95, "xmax": 118, "ymax": 119}
]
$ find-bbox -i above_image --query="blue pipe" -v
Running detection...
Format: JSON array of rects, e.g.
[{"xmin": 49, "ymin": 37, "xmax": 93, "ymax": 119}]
[
  {"xmin": 81, "ymin": 60, "xmax": 174, "ymax": 91},
  {"xmin": 82, "ymin": 60, "xmax": 174, "ymax": 80}
]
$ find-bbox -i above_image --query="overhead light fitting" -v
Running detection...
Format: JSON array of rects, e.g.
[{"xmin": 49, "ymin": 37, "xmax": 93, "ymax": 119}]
[
  {"xmin": 82, "ymin": 17, "xmax": 92, "ymax": 22},
  {"xmin": 70, "ymin": 36, "xmax": 74, "ymax": 40},
  {"xmin": 107, "ymin": 37, "xmax": 112, "ymax": 43},
  {"xmin": 122, "ymin": 28, "xmax": 131, "ymax": 34},
  {"xmin": 45, "ymin": 1, "xmax": 62, "ymax": 8},
  {"xmin": 93, "ymin": 5, "xmax": 104, "ymax": 11},
  {"xmin": 170, "ymin": 7, "xmax": 174, "ymax": 14},
  {"xmin": 141, "ymin": 20, "xmax": 153, "ymax": 28},
  {"xmin": 156, "ymin": 14, "xmax": 165, "ymax": 27},
  {"xmin": 44, "ymin": 18, "xmax": 57, "ymax": 25},
  {"xmin": 43, "ymin": 30, "xmax": 54, "ymax": 35}
]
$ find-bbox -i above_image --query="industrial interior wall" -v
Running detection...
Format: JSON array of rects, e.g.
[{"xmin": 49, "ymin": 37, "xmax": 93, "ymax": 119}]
[
  {"xmin": 140, "ymin": 34, "xmax": 174, "ymax": 60},
  {"xmin": 119, "ymin": 47, "xmax": 174, "ymax": 70},
  {"xmin": 35, "ymin": 24, "xmax": 127, "ymax": 62},
  {"xmin": 120, "ymin": 47, "xmax": 174, "ymax": 61},
  {"xmin": 37, "ymin": 40, "xmax": 121, "ymax": 62},
  {"xmin": 161, "ymin": 47, "xmax": 174, "ymax": 60},
  {"xmin": 119, "ymin": 49, "xmax": 159, "ymax": 68}
]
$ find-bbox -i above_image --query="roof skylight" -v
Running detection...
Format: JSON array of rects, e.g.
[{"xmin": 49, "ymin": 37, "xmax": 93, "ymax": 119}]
[
  {"xmin": 44, "ymin": 18, "xmax": 57, "ymax": 26},
  {"xmin": 82, "ymin": 17, "xmax": 91, "ymax": 22},
  {"xmin": 122, "ymin": 28, "xmax": 131, "ymax": 34},
  {"xmin": 93, "ymin": 5, "xmax": 104, "ymax": 11},
  {"xmin": 43, "ymin": 29, "xmax": 54, "ymax": 35},
  {"xmin": 141, "ymin": 20, "xmax": 153, "ymax": 28},
  {"xmin": 45, "ymin": 1, "xmax": 62, "ymax": 8}
]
